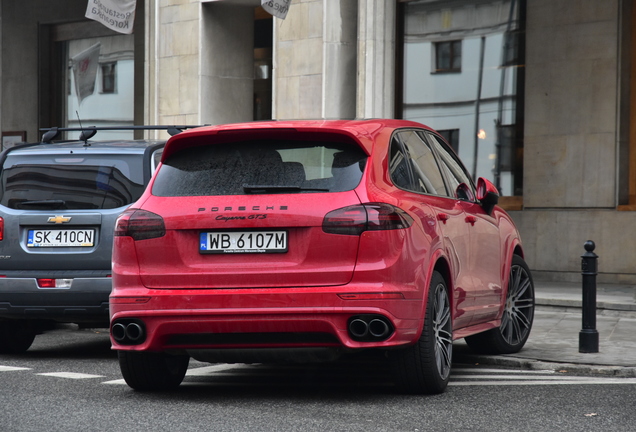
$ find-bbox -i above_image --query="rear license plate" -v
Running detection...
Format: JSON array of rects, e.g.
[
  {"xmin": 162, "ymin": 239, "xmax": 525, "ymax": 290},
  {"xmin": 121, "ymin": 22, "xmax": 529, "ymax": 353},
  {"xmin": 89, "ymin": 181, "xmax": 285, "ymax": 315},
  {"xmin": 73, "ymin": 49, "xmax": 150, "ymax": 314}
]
[
  {"xmin": 200, "ymin": 231, "xmax": 287, "ymax": 254},
  {"xmin": 27, "ymin": 229, "xmax": 96, "ymax": 247}
]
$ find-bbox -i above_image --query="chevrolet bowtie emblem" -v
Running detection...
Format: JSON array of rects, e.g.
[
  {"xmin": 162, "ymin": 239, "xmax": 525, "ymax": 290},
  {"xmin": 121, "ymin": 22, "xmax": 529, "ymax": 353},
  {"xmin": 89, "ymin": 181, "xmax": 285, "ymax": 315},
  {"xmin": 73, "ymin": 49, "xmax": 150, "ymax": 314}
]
[{"xmin": 47, "ymin": 215, "xmax": 72, "ymax": 224}]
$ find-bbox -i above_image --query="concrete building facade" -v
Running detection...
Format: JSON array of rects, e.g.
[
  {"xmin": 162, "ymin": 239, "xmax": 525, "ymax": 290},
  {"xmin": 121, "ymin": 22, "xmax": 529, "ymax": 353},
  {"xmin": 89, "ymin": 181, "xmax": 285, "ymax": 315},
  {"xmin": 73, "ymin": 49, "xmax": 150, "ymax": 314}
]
[{"xmin": 1, "ymin": 0, "xmax": 635, "ymax": 283}]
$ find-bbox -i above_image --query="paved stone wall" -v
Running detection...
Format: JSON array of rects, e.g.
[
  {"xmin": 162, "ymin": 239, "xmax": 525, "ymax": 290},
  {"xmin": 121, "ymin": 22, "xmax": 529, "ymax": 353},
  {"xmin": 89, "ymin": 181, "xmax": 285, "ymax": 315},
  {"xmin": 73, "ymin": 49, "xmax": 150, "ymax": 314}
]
[
  {"xmin": 512, "ymin": 209, "xmax": 636, "ymax": 284},
  {"xmin": 523, "ymin": 0, "xmax": 619, "ymax": 209},
  {"xmin": 514, "ymin": 0, "xmax": 636, "ymax": 282}
]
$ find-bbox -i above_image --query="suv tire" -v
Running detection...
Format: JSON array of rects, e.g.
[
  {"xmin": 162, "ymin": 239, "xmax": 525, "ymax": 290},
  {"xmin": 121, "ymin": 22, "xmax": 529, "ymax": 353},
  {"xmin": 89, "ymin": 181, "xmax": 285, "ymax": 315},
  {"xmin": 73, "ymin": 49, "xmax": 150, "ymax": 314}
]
[
  {"xmin": 118, "ymin": 351, "xmax": 189, "ymax": 391},
  {"xmin": 0, "ymin": 321, "xmax": 36, "ymax": 354}
]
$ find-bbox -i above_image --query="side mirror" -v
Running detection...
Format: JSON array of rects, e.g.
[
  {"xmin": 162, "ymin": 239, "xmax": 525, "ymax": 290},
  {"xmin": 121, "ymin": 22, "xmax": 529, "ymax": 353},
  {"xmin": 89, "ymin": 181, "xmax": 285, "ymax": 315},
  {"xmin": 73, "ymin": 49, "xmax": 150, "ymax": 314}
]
[
  {"xmin": 476, "ymin": 177, "xmax": 499, "ymax": 215},
  {"xmin": 455, "ymin": 182, "xmax": 475, "ymax": 201}
]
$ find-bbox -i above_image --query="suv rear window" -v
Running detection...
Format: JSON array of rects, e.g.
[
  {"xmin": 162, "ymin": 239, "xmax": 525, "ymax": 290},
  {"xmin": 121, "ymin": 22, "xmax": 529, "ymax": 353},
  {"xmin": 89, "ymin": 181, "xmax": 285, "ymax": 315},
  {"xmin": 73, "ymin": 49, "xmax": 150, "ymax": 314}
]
[
  {"xmin": 152, "ymin": 140, "xmax": 367, "ymax": 196},
  {"xmin": 0, "ymin": 154, "xmax": 145, "ymax": 210}
]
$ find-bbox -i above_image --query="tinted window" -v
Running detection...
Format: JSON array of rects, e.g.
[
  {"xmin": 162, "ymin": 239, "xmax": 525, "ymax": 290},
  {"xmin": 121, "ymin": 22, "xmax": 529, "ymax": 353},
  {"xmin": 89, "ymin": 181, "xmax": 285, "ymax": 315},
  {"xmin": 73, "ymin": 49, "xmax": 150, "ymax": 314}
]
[
  {"xmin": 391, "ymin": 131, "xmax": 449, "ymax": 196},
  {"xmin": 389, "ymin": 137, "xmax": 415, "ymax": 191},
  {"xmin": 152, "ymin": 140, "xmax": 367, "ymax": 197},
  {"xmin": 426, "ymin": 133, "xmax": 475, "ymax": 200},
  {"xmin": 0, "ymin": 154, "xmax": 144, "ymax": 210}
]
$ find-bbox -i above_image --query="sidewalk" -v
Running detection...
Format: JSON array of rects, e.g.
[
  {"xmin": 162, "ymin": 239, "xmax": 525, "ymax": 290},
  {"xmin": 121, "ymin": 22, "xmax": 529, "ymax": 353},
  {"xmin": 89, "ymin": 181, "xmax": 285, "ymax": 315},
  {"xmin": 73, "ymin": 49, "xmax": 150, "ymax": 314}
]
[{"xmin": 454, "ymin": 281, "xmax": 636, "ymax": 377}]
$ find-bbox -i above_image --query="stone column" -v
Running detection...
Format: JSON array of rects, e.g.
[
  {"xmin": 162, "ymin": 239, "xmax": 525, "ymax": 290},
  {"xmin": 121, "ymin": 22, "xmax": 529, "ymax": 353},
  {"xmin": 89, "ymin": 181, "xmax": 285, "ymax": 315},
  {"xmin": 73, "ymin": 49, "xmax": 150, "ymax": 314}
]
[
  {"xmin": 273, "ymin": 0, "xmax": 357, "ymax": 120},
  {"xmin": 356, "ymin": 0, "xmax": 396, "ymax": 119},
  {"xmin": 146, "ymin": 0, "xmax": 202, "ymax": 132}
]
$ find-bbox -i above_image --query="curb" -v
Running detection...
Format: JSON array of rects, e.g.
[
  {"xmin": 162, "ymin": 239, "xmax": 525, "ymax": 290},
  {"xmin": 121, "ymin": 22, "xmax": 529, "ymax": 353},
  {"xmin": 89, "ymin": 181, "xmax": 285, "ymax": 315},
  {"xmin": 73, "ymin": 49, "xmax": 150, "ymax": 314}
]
[
  {"xmin": 536, "ymin": 298, "xmax": 636, "ymax": 313},
  {"xmin": 455, "ymin": 353, "xmax": 636, "ymax": 378}
]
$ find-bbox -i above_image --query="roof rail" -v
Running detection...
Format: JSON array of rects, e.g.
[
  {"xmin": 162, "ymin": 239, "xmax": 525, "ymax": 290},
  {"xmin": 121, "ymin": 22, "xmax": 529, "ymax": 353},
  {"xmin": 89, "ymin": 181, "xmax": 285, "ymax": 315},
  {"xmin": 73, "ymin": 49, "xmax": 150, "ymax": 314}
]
[{"xmin": 39, "ymin": 125, "xmax": 205, "ymax": 144}]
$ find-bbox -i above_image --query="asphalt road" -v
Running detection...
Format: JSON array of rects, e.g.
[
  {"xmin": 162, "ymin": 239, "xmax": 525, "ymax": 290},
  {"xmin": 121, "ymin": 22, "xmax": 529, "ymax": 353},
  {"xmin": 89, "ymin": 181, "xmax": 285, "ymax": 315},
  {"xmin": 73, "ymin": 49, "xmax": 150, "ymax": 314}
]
[{"xmin": 0, "ymin": 325, "xmax": 634, "ymax": 432}]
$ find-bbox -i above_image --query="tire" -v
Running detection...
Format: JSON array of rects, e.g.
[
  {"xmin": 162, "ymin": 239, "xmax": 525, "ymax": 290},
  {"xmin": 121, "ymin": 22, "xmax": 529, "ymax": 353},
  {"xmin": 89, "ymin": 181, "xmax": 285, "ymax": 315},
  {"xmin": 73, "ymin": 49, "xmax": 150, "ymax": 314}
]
[
  {"xmin": 0, "ymin": 321, "xmax": 36, "ymax": 354},
  {"xmin": 118, "ymin": 350, "xmax": 189, "ymax": 391},
  {"xmin": 465, "ymin": 254, "xmax": 535, "ymax": 354},
  {"xmin": 392, "ymin": 271, "xmax": 452, "ymax": 394}
]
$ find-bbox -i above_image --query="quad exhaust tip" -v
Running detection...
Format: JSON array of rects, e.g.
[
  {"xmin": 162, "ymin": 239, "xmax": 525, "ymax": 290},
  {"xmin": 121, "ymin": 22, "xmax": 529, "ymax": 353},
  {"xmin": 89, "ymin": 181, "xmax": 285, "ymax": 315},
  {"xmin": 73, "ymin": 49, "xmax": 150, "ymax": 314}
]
[
  {"xmin": 348, "ymin": 315, "xmax": 393, "ymax": 341},
  {"xmin": 111, "ymin": 320, "xmax": 146, "ymax": 345}
]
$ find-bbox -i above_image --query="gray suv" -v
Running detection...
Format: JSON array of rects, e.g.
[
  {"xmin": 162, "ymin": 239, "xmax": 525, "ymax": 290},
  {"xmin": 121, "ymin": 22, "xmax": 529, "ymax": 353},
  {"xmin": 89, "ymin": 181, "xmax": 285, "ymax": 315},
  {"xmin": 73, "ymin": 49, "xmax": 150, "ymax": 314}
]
[{"xmin": 0, "ymin": 126, "xmax": 195, "ymax": 353}]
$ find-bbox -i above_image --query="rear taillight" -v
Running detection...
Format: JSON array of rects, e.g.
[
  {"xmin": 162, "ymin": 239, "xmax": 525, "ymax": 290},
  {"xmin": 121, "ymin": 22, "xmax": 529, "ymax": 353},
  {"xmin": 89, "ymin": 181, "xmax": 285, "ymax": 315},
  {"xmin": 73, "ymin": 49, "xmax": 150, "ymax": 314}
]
[
  {"xmin": 114, "ymin": 209, "xmax": 165, "ymax": 241},
  {"xmin": 322, "ymin": 203, "xmax": 413, "ymax": 235},
  {"xmin": 37, "ymin": 278, "xmax": 72, "ymax": 288},
  {"xmin": 0, "ymin": 216, "xmax": 4, "ymax": 240}
]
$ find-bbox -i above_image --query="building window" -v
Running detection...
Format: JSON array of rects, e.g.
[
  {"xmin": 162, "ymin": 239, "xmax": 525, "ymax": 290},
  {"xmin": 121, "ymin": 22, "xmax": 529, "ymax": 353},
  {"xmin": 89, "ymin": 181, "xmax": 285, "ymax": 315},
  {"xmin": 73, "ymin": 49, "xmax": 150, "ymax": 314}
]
[
  {"xmin": 400, "ymin": 0, "xmax": 525, "ymax": 201},
  {"xmin": 502, "ymin": 31, "xmax": 520, "ymax": 66},
  {"xmin": 434, "ymin": 40, "xmax": 461, "ymax": 73},
  {"xmin": 437, "ymin": 129, "xmax": 460, "ymax": 153},
  {"xmin": 101, "ymin": 62, "xmax": 116, "ymax": 94}
]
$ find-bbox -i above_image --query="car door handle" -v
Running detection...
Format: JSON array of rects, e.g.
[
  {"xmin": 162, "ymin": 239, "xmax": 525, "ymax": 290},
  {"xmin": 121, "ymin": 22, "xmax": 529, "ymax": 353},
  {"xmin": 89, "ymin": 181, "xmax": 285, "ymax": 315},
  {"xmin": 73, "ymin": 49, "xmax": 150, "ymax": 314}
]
[
  {"xmin": 437, "ymin": 213, "xmax": 449, "ymax": 224},
  {"xmin": 465, "ymin": 215, "xmax": 477, "ymax": 226}
]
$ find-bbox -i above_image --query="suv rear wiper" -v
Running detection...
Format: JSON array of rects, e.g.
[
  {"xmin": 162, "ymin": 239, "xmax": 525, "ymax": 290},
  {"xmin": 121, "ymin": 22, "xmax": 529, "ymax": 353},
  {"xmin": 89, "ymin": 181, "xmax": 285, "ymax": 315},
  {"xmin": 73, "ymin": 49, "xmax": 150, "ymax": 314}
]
[
  {"xmin": 19, "ymin": 200, "xmax": 66, "ymax": 209},
  {"xmin": 243, "ymin": 185, "xmax": 329, "ymax": 194}
]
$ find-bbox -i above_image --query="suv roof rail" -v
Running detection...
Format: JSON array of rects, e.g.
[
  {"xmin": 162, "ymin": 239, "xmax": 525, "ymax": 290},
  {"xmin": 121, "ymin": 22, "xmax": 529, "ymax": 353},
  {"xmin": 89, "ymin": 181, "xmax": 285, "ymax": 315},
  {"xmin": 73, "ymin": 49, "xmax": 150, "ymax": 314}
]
[{"xmin": 39, "ymin": 125, "xmax": 205, "ymax": 144}]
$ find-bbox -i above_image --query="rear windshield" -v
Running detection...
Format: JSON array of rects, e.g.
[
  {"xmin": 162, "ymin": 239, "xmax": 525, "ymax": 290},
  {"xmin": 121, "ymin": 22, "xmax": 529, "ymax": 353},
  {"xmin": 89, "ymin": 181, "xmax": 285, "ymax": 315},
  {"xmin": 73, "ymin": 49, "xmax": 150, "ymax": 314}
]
[
  {"xmin": 0, "ymin": 154, "xmax": 145, "ymax": 210},
  {"xmin": 152, "ymin": 140, "xmax": 367, "ymax": 196}
]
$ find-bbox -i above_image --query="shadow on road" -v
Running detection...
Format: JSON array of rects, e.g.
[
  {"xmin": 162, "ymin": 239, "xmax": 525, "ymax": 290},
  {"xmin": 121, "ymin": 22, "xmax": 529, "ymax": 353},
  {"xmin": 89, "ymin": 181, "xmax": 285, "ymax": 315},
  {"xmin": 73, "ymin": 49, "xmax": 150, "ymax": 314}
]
[{"xmin": 6, "ymin": 324, "xmax": 115, "ymax": 360}]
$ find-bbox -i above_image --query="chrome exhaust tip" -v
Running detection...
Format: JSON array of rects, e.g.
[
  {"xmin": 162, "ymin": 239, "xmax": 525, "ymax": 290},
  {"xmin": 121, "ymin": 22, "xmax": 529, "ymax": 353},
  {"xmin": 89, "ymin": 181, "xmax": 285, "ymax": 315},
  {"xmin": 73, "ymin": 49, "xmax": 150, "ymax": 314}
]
[
  {"xmin": 349, "ymin": 318, "xmax": 369, "ymax": 338},
  {"xmin": 111, "ymin": 322, "xmax": 127, "ymax": 342},
  {"xmin": 125, "ymin": 322, "xmax": 145, "ymax": 342},
  {"xmin": 347, "ymin": 315, "xmax": 394, "ymax": 342},
  {"xmin": 368, "ymin": 319, "xmax": 390, "ymax": 338}
]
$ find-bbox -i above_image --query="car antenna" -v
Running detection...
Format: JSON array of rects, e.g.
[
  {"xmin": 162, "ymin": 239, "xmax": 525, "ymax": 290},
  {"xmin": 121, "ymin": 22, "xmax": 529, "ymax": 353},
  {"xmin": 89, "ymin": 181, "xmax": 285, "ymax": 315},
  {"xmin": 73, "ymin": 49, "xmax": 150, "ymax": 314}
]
[{"xmin": 76, "ymin": 111, "xmax": 96, "ymax": 146}]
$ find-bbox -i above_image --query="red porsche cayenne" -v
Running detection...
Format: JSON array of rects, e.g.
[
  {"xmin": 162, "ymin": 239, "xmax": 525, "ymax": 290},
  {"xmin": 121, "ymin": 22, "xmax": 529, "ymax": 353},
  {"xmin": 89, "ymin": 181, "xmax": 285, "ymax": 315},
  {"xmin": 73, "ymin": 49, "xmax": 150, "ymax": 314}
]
[{"xmin": 110, "ymin": 119, "xmax": 534, "ymax": 394}]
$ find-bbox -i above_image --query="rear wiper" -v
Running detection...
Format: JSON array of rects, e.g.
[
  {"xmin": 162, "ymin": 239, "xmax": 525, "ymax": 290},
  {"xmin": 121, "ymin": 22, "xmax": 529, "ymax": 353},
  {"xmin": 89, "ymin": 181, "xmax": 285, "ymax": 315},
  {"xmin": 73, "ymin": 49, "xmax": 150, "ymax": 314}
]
[
  {"xmin": 19, "ymin": 200, "xmax": 66, "ymax": 209},
  {"xmin": 242, "ymin": 184, "xmax": 329, "ymax": 194}
]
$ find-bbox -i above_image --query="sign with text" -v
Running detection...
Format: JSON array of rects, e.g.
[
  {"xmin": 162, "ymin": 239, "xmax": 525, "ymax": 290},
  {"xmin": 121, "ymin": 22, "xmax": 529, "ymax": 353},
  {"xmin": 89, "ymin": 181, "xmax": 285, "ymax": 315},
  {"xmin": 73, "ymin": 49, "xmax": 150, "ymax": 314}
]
[
  {"xmin": 261, "ymin": 0, "xmax": 291, "ymax": 20},
  {"xmin": 85, "ymin": 0, "xmax": 136, "ymax": 34}
]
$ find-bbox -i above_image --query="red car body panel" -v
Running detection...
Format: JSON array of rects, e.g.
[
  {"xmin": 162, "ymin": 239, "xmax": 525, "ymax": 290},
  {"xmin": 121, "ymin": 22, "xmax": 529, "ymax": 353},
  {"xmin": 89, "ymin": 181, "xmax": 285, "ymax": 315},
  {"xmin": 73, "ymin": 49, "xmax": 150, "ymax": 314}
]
[{"xmin": 110, "ymin": 119, "xmax": 524, "ymax": 356}]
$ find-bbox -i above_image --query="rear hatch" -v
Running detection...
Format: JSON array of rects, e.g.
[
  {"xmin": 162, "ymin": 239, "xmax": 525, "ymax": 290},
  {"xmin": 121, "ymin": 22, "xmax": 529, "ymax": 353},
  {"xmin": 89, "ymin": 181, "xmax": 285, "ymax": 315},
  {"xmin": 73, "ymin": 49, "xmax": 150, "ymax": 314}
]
[
  {"xmin": 133, "ymin": 137, "xmax": 369, "ymax": 289},
  {"xmin": 0, "ymin": 150, "xmax": 146, "ymax": 273}
]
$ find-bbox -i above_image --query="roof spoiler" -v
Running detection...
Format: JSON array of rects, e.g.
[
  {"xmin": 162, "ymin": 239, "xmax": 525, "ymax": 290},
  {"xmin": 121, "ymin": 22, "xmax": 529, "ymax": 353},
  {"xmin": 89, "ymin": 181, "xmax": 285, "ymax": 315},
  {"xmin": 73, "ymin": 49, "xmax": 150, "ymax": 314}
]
[{"xmin": 39, "ymin": 125, "xmax": 205, "ymax": 144}]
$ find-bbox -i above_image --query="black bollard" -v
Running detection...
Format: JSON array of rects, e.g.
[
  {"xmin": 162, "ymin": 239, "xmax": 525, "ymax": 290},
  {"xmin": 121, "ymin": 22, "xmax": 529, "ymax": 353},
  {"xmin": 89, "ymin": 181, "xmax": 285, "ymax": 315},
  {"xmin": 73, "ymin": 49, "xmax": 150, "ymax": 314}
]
[{"xmin": 579, "ymin": 240, "xmax": 599, "ymax": 353}]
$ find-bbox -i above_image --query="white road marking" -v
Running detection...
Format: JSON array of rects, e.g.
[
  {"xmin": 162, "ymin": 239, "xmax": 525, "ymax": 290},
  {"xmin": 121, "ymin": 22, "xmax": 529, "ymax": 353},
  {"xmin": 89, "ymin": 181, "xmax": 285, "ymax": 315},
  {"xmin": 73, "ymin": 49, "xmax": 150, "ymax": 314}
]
[
  {"xmin": 452, "ymin": 368, "xmax": 556, "ymax": 374},
  {"xmin": 185, "ymin": 364, "xmax": 245, "ymax": 376},
  {"xmin": 0, "ymin": 365, "xmax": 31, "ymax": 371},
  {"xmin": 453, "ymin": 374, "xmax": 603, "ymax": 380},
  {"xmin": 102, "ymin": 379, "xmax": 127, "ymax": 385},
  {"xmin": 449, "ymin": 368, "xmax": 636, "ymax": 385},
  {"xmin": 38, "ymin": 372, "xmax": 105, "ymax": 379},
  {"xmin": 450, "ymin": 378, "xmax": 636, "ymax": 386},
  {"xmin": 5, "ymin": 362, "xmax": 634, "ymax": 387}
]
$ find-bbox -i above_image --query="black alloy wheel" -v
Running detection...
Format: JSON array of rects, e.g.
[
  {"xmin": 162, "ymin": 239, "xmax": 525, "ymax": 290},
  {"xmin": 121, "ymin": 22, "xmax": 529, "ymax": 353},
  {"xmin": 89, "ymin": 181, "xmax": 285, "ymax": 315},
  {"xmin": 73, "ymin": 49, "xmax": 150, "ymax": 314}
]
[{"xmin": 465, "ymin": 254, "xmax": 535, "ymax": 354}]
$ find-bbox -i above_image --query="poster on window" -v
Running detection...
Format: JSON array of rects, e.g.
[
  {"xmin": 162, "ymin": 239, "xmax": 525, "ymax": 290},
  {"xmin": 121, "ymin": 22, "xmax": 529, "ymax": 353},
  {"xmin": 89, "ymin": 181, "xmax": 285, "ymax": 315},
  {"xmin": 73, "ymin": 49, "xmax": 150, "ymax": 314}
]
[
  {"xmin": 72, "ymin": 43, "xmax": 101, "ymax": 105},
  {"xmin": 261, "ymin": 0, "xmax": 291, "ymax": 20},
  {"xmin": 85, "ymin": 0, "xmax": 136, "ymax": 34}
]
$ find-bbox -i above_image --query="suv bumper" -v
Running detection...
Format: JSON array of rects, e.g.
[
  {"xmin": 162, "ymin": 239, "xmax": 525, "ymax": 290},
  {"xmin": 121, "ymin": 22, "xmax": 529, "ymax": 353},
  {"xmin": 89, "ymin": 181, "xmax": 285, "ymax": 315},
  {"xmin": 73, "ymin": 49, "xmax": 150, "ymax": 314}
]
[
  {"xmin": 0, "ymin": 276, "xmax": 111, "ymax": 325},
  {"xmin": 109, "ymin": 286, "xmax": 425, "ymax": 353}
]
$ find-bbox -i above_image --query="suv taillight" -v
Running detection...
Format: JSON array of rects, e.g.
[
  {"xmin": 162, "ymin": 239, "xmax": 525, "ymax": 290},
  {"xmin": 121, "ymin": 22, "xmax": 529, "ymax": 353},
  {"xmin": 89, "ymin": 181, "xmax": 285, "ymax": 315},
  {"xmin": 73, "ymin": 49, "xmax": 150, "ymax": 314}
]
[
  {"xmin": 322, "ymin": 203, "xmax": 413, "ymax": 235},
  {"xmin": 115, "ymin": 209, "xmax": 165, "ymax": 241},
  {"xmin": 0, "ymin": 216, "xmax": 3, "ymax": 241}
]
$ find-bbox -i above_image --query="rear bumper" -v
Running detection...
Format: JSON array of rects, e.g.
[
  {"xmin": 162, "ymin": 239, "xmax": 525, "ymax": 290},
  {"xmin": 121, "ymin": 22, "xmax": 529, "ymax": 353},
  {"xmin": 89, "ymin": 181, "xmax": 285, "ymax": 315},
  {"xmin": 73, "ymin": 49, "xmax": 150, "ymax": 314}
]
[
  {"xmin": 109, "ymin": 287, "xmax": 426, "ymax": 353},
  {"xmin": 0, "ymin": 276, "xmax": 111, "ymax": 324}
]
